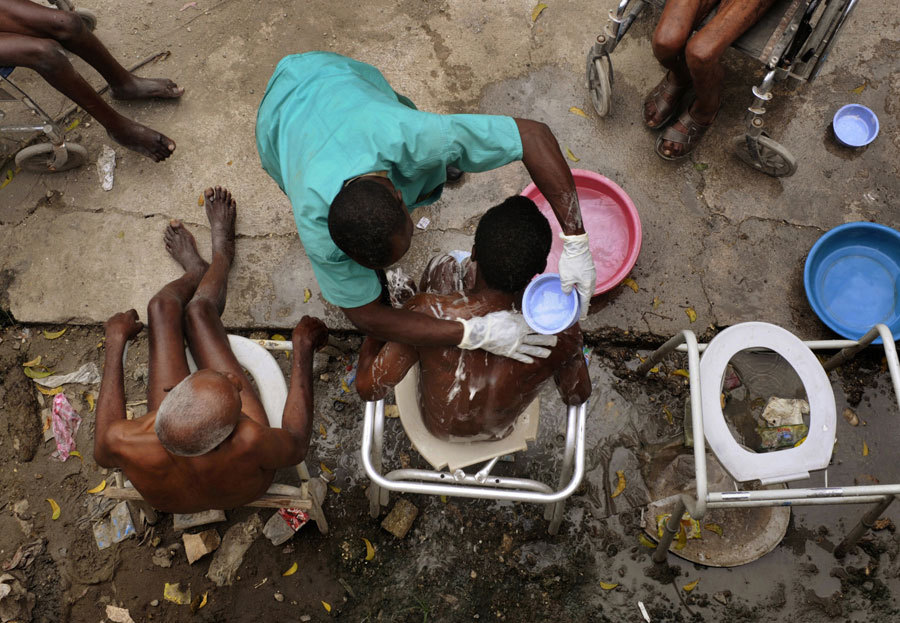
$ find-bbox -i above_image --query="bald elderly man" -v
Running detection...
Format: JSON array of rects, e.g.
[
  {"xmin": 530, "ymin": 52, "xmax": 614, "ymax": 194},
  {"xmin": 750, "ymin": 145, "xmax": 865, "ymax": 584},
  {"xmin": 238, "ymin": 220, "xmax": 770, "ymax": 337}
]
[{"xmin": 94, "ymin": 187, "xmax": 327, "ymax": 513}]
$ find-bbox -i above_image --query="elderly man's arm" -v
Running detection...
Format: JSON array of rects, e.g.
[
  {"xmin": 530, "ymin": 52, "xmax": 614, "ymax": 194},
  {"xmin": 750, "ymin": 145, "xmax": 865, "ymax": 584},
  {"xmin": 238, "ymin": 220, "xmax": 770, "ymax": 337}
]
[
  {"xmin": 257, "ymin": 317, "xmax": 328, "ymax": 469},
  {"xmin": 356, "ymin": 298, "xmax": 422, "ymax": 401},
  {"xmin": 94, "ymin": 310, "xmax": 144, "ymax": 467},
  {"xmin": 553, "ymin": 332, "xmax": 592, "ymax": 407}
]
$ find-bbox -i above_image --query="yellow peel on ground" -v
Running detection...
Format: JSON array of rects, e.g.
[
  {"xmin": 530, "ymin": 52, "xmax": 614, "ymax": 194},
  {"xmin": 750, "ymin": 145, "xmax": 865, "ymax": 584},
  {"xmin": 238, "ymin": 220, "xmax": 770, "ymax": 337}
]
[
  {"xmin": 69, "ymin": 450, "xmax": 82, "ymax": 462},
  {"xmin": 685, "ymin": 308, "xmax": 697, "ymax": 323},
  {"xmin": 24, "ymin": 366, "xmax": 53, "ymax": 379},
  {"xmin": 319, "ymin": 423, "xmax": 327, "ymax": 438},
  {"xmin": 35, "ymin": 385, "xmax": 63, "ymax": 396},
  {"xmin": 610, "ymin": 470, "xmax": 626, "ymax": 499},
  {"xmin": 322, "ymin": 601, "xmax": 332, "ymax": 612},
  {"xmin": 329, "ymin": 485, "xmax": 341, "ymax": 494},
  {"xmin": 0, "ymin": 169, "xmax": 14, "ymax": 190},
  {"xmin": 85, "ymin": 392, "xmax": 95, "ymax": 412},
  {"xmin": 43, "ymin": 328, "xmax": 67, "ymax": 340},
  {"xmin": 531, "ymin": 3, "xmax": 548, "ymax": 22},
  {"xmin": 599, "ymin": 581, "xmax": 618, "ymax": 590},
  {"xmin": 320, "ymin": 462, "xmax": 333, "ymax": 475},
  {"xmin": 304, "ymin": 288, "xmax": 312, "ymax": 303},
  {"xmin": 47, "ymin": 498, "xmax": 60, "ymax": 520},
  {"xmin": 683, "ymin": 579, "xmax": 700, "ymax": 592},
  {"xmin": 638, "ymin": 533, "xmax": 656, "ymax": 548},
  {"xmin": 674, "ymin": 526, "xmax": 687, "ymax": 550},
  {"xmin": 198, "ymin": 592, "xmax": 208, "ymax": 609},
  {"xmin": 704, "ymin": 523, "xmax": 723, "ymax": 537},
  {"xmin": 851, "ymin": 83, "xmax": 866, "ymax": 95},
  {"xmin": 672, "ymin": 369, "xmax": 690, "ymax": 378},
  {"xmin": 863, "ymin": 441, "xmax": 869, "ymax": 456},
  {"xmin": 363, "ymin": 537, "xmax": 375, "ymax": 561},
  {"xmin": 662, "ymin": 405, "xmax": 674, "ymax": 425},
  {"xmin": 198, "ymin": 195, "xmax": 204, "ymax": 206},
  {"xmin": 164, "ymin": 582, "xmax": 191, "ymax": 605},
  {"xmin": 622, "ymin": 277, "xmax": 639, "ymax": 293},
  {"xmin": 22, "ymin": 356, "xmax": 42, "ymax": 367},
  {"xmin": 282, "ymin": 562, "xmax": 298, "ymax": 576},
  {"xmin": 565, "ymin": 147, "xmax": 580, "ymax": 162},
  {"xmin": 569, "ymin": 106, "xmax": 588, "ymax": 118},
  {"xmin": 87, "ymin": 480, "xmax": 107, "ymax": 494},
  {"xmin": 270, "ymin": 333, "xmax": 286, "ymax": 341},
  {"xmin": 652, "ymin": 296, "xmax": 661, "ymax": 309}
]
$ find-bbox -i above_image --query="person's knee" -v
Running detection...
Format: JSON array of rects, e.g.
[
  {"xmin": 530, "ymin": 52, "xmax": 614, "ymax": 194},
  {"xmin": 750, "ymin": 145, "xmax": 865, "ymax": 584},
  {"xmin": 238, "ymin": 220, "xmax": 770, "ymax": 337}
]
[
  {"xmin": 685, "ymin": 36, "xmax": 721, "ymax": 73},
  {"xmin": 652, "ymin": 24, "xmax": 689, "ymax": 62},
  {"xmin": 27, "ymin": 38, "xmax": 68, "ymax": 73},
  {"xmin": 45, "ymin": 10, "xmax": 86, "ymax": 43},
  {"xmin": 147, "ymin": 293, "xmax": 183, "ymax": 325},
  {"xmin": 184, "ymin": 296, "xmax": 217, "ymax": 331}
]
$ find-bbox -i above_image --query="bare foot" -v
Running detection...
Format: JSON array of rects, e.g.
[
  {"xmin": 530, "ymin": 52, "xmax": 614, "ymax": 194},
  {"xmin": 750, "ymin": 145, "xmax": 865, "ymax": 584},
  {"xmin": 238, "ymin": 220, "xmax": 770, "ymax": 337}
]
[
  {"xmin": 107, "ymin": 118, "xmax": 176, "ymax": 162},
  {"xmin": 164, "ymin": 220, "xmax": 208, "ymax": 275},
  {"xmin": 111, "ymin": 76, "xmax": 184, "ymax": 101},
  {"xmin": 204, "ymin": 186, "xmax": 236, "ymax": 263}
]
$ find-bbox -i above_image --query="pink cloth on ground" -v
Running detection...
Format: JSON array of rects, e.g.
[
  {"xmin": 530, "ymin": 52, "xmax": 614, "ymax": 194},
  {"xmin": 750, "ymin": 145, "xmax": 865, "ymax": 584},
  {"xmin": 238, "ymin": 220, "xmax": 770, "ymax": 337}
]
[{"xmin": 51, "ymin": 393, "xmax": 81, "ymax": 461}]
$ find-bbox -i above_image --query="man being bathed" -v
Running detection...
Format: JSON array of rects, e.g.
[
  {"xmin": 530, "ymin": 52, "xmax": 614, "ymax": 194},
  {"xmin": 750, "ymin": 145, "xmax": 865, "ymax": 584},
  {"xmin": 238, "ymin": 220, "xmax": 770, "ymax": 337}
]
[
  {"xmin": 356, "ymin": 197, "xmax": 591, "ymax": 441},
  {"xmin": 94, "ymin": 187, "xmax": 328, "ymax": 513}
]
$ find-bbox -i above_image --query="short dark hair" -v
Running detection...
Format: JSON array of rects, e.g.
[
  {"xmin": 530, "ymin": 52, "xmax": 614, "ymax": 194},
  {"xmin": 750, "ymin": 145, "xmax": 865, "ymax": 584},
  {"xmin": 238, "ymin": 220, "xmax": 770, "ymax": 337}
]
[
  {"xmin": 328, "ymin": 179, "xmax": 406, "ymax": 268},
  {"xmin": 474, "ymin": 196, "xmax": 551, "ymax": 292}
]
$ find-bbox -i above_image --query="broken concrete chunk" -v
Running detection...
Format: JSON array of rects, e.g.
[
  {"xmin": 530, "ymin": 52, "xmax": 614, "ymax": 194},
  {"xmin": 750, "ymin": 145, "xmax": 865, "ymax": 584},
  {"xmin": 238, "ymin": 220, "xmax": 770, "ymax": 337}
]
[
  {"xmin": 381, "ymin": 499, "xmax": 418, "ymax": 538},
  {"xmin": 173, "ymin": 509, "xmax": 226, "ymax": 532},
  {"xmin": 206, "ymin": 514, "xmax": 262, "ymax": 587},
  {"xmin": 0, "ymin": 573, "xmax": 35, "ymax": 623},
  {"xmin": 151, "ymin": 547, "xmax": 173, "ymax": 568},
  {"xmin": 105, "ymin": 605, "xmax": 135, "ymax": 623},
  {"xmin": 183, "ymin": 529, "xmax": 221, "ymax": 565}
]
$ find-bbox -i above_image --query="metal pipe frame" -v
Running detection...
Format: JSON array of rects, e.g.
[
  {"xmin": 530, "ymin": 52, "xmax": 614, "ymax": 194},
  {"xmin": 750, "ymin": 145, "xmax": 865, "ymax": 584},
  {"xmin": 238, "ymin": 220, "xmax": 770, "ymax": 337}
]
[
  {"xmin": 361, "ymin": 400, "xmax": 587, "ymax": 505},
  {"xmin": 0, "ymin": 75, "xmax": 63, "ymax": 144}
]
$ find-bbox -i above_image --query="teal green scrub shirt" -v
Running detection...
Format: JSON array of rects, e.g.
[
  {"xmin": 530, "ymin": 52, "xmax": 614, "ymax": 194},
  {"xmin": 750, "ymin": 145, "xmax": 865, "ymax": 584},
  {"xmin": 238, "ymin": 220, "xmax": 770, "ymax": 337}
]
[{"xmin": 255, "ymin": 52, "xmax": 524, "ymax": 309}]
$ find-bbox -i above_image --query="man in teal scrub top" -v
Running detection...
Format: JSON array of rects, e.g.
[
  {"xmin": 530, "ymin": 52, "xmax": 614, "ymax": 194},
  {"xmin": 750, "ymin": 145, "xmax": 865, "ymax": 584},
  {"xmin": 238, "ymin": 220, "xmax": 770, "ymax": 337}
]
[{"xmin": 256, "ymin": 52, "xmax": 596, "ymax": 363}]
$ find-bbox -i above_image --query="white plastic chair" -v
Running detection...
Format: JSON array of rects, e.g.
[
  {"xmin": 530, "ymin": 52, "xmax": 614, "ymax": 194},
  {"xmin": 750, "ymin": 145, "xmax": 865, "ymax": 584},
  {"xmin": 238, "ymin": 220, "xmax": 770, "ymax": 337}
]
[
  {"xmin": 637, "ymin": 322, "xmax": 900, "ymax": 562},
  {"xmin": 359, "ymin": 366, "xmax": 588, "ymax": 535}
]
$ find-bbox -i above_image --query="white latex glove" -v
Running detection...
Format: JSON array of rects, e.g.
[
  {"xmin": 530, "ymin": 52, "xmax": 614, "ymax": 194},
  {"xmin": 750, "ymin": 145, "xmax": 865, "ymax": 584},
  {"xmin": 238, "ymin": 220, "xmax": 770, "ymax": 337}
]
[
  {"xmin": 558, "ymin": 232, "xmax": 596, "ymax": 319},
  {"xmin": 458, "ymin": 311, "xmax": 557, "ymax": 364}
]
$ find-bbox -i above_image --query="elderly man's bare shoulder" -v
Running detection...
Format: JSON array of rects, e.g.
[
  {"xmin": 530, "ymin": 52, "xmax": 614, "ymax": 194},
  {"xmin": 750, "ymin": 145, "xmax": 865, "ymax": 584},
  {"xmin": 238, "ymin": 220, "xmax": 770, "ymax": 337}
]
[{"xmin": 404, "ymin": 291, "xmax": 498, "ymax": 322}]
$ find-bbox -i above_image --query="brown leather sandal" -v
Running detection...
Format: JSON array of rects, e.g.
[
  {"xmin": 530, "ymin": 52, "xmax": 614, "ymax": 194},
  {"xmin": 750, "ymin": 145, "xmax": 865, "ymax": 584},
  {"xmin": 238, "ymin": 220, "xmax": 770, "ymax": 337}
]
[
  {"xmin": 655, "ymin": 106, "xmax": 717, "ymax": 160},
  {"xmin": 642, "ymin": 72, "xmax": 689, "ymax": 129}
]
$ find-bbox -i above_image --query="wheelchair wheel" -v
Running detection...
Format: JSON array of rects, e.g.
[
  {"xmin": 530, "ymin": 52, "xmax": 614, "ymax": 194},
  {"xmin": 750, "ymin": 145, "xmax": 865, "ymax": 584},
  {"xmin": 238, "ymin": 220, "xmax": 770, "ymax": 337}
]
[
  {"xmin": 75, "ymin": 8, "xmax": 97, "ymax": 32},
  {"xmin": 586, "ymin": 50, "xmax": 612, "ymax": 118},
  {"xmin": 15, "ymin": 142, "xmax": 88, "ymax": 173},
  {"xmin": 732, "ymin": 134, "xmax": 797, "ymax": 178}
]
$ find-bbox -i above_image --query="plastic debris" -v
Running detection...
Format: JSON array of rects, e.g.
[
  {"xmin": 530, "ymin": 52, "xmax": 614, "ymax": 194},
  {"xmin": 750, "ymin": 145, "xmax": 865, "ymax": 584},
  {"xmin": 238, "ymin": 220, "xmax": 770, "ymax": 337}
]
[
  {"xmin": 569, "ymin": 106, "xmax": 588, "ymax": 118},
  {"xmin": 758, "ymin": 424, "xmax": 808, "ymax": 450},
  {"xmin": 683, "ymin": 579, "xmax": 700, "ymax": 592},
  {"xmin": 416, "ymin": 217, "xmax": 430, "ymax": 230},
  {"xmin": 263, "ymin": 509, "xmax": 309, "ymax": 546},
  {"xmin": 0, "ymin": 574, "xmax": 35, "ymax": 622},
  {"xmin": 35, "ymin": 363, "xmax": 101, "ymax": 387},
  {"xmin": 599, "ymin": 581, "xmax": 618, "ymax": 590},
  {"xmin": 183, "ymin": 529, "xmax": 221, "ymax": 564},
  {"xmin": 282, "ymin": 562, "xmax": 298, "ymax": 576},
  {"xmin": 50, "ymin": 393, "xmax": 81, "ymax": 461},
  {"xmin": 622, "ymin": 277, "xmax": 639, "ymax": 293},
  {"xmin": 43, "ymin": 328, "xmax": 66, "ymax": 340},
  {"xmin": 106, "ymin": 605, "xmax": 135, "ymax": 623},
  {"xmin": 362, "ymin": 538, "xmax": 375, "ymax": 561},
  {"xmin": 382, "ymin": 499, "xmax": 418, "ymax": 538},
  {"xmin": 761, "ymin": 397, "xmax": 808, "ymax": 427},
  {"xmin": 638, "ymin": 601, "xmax": 651, "ymax": 622},
  {"xmin": 685, "ymin": 307, "xmax": 697, "ymax": 323},
  {"xmin": 163, "ymin": 582, "xmax": 192, "ymax": 605},
  {"xmin": 92, "ymin": 501, "xmax": 135, "ymax": 549},
  {"xmin": 3, "ymin": 540, "xmax": 44, "ymax": 572},
  {"xmin": 610, "ymin": 470, "xmax": 626, "ymax": 499},
  {"xmin": 47, "ymin": 498, "xmax": 60, "ymax": 520},
  {"xmin": 97, "ymin": 145, "xmax": 116, "ymax": 191},
  {"xmin": 530, "ymin": 2, "xmax": 547, "ymax": 22}
]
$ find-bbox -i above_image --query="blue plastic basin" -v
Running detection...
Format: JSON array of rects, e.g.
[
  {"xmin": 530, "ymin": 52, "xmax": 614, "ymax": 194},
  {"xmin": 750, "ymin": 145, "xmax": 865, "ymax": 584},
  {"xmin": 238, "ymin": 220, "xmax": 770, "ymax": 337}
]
[
  {"xmin": 832, "ymin": 104, "xmax": 879, "ymax": 147},
  {"xmin": 522, "ymin": 273, "xmax": 580, "ymax": 335},
  {"xmin": 804, "ymin": 222, "xmax": 900, "ymax": 343}
]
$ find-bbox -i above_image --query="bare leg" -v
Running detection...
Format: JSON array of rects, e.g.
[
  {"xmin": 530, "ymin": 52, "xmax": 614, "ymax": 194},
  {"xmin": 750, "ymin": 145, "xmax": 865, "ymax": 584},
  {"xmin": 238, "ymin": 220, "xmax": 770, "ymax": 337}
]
[
  {"xmin": 659, "ymin": 0, "xmax": 777, "ymax": 157},
  {"xmin": 0, "ymin": 0, "xmax": 183, "ymax": 99},
  {"xmin": 184, "ymin": 187, "xmax": 268, "ymax": 426},
  {"xmin": 147, "ymin": 220, "xmax": 208, "ymax": 411}
]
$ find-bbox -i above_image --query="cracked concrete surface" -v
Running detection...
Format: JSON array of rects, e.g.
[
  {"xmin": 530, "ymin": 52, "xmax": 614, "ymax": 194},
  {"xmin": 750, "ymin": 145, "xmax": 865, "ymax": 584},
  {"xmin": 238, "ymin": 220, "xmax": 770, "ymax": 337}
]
[{"xmin": 0, "ymin": 0, "xmax": 897, "ymax": 339}]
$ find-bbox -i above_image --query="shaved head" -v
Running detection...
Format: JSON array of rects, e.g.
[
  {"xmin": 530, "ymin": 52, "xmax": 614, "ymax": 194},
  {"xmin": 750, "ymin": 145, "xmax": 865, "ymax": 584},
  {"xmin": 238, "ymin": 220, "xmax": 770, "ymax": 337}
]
[{"xmin": 154, "ymin": 370, "xmax": 241, "ymax": 456}]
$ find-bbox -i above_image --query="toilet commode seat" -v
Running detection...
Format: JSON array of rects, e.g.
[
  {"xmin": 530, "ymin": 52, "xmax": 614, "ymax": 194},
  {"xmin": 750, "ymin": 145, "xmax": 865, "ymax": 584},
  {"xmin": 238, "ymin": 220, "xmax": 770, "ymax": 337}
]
[
  {"xmin": 699, "ymin": 322, "xmax": 836, "ymax": 485},
  {"xmin": 186, "ymin": 335, "xmax": 288, "ymax": 428}
]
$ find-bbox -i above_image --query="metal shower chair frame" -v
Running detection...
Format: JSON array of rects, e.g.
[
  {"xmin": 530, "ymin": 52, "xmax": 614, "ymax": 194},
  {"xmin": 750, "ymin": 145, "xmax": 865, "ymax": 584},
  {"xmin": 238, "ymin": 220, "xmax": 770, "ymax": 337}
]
[
  {"xmin": 635, "ymin": 323, "xmax": 899, "ymax": 563},
  {"xmin": 361, "ymin": 398, "xmax": 588, "ymax": 535},
  {"xmin": 586, "ymin": 0, "xmax": 859, "ymax": 177},
  {"xmin": 0, "ymin": 1, "xmax": 98, "ymax": 172}
]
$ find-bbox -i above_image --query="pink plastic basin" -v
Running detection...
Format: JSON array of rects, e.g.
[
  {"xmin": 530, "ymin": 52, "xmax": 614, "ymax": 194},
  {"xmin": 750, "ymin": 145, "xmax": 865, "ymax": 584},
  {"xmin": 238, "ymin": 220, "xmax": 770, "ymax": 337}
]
[{"xmin": 521, "ymin": 169, "xmax": 642, "ymax": 295}]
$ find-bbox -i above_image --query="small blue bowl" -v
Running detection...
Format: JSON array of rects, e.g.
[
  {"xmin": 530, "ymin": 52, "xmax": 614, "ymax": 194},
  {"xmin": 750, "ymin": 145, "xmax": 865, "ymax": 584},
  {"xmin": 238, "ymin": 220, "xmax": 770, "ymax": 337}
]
[
  {"xmin": 832, "ymin": 104, "xmax": 879, "ymax": 147},
  {"xmin": 804, "ymin": 222, "xmax": 900, "ymax": 343},
  {"xmin": 522, "ymin": 273, "xmax": 580, "ymax": 335}
]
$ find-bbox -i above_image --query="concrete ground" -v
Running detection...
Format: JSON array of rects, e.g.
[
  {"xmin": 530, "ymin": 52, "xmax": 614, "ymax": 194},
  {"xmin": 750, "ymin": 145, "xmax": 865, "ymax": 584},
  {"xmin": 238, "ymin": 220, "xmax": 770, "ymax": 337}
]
[{"xmin": 0, "ymin": 0, "xmax": 897, "ymax": 339}]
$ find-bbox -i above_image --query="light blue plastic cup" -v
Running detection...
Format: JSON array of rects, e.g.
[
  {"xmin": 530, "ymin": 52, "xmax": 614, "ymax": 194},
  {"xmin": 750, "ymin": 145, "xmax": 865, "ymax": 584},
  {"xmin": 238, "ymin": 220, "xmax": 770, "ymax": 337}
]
[
  {"xmin": 522, "ymin": 273, "xmax": 580, "ymax": 335},
  {"xmin": 832, "ymin": 104, "xmax": 879, "ymax": 147}
]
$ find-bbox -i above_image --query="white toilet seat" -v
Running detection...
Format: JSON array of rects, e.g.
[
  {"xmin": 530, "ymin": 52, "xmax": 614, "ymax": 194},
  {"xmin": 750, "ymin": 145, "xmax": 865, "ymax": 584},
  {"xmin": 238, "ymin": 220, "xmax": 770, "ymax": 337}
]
[
  {"xmin": 699, "ymin": 322, "xmax": 835, "ymax": 485},
  {"xmin": 186, "ymin": 335, "xmax": 288, "ymax": 428}
]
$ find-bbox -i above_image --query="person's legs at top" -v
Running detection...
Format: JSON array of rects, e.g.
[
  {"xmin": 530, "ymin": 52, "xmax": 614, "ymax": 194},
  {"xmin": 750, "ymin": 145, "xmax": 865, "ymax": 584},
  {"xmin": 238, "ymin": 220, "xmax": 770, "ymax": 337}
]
[
  {"xmin": 0, "ymin": 0, "xmax": 181, "ymax": 161},
  {"xmin": 644, "ymin": 0, "xmax": 719, "ymax": 128},
  {"xmin": 146, "ymin": 220, "xmax": 209, "ymax": 411},
  {"xmin": 183, "ymin": 187, "xmax": 268, "ymax": 426},
  {"xmin": 658, "ymin": 0, "xmax": 777, "ymax": 158}
]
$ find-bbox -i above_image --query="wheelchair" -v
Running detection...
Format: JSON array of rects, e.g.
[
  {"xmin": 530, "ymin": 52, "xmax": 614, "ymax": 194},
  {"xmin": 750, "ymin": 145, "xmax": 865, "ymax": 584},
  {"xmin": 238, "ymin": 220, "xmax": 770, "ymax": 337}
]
[
  {"xmin": 0, "ymin": 0, "xmax": 97, "ymax": 173},
  {"xmin": 586, "ymin": 0, "xmax": 859, "ymax": 177}
]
